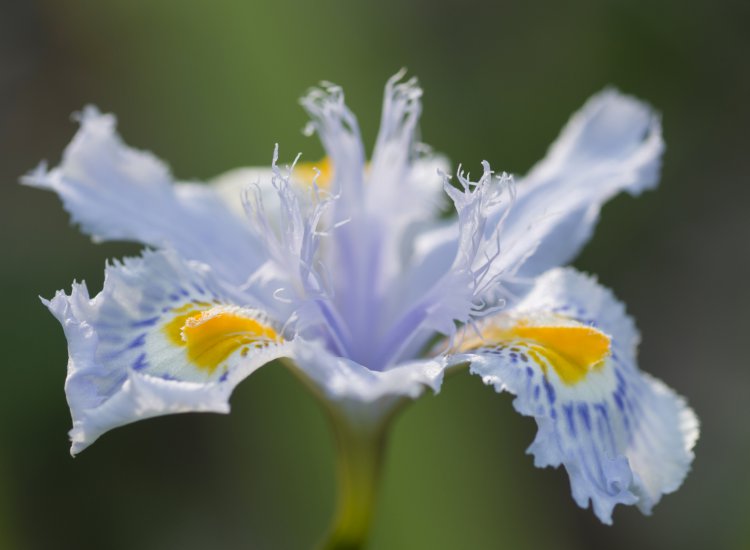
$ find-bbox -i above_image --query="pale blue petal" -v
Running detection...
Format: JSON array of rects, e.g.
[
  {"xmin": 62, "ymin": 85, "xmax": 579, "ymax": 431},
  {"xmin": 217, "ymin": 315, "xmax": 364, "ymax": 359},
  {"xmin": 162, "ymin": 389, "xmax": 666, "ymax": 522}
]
[
  {"xmin": 495, "ymin": 89, "xmax": 664, "ymax": 281},
  {"xmin": 46, "ymin": 249, "xmax": 291, "ymax": 455},
  {"xmin": 367, "ymin": 72, "xmax": 448, "ymax": 229},
  {"xmin": 451, "ymin": 268, "xmax": 698, "ymax": 523},
  {"xmin": 296, "ymin": 75, "xmax": 451, "ymax": 370},
  {"xmin": 239, "ymin": 149, "xmax": 346, "ymax": 345},
  {"xmin": 292, "ymin": 339, "xmax": 446, "ymax": 413},
  {"xmin": 408, "ymin": 90, "xmax": 664, "ymax": 308},
  {"xmin": 23, "ymin": 107, "xmax": 265, "ymax": 286},
  {"xmin": 300, "ymin": 82, "xmax": 366, "ymax": 210},
  {"xmin": 375, "ymin": 164, "xmax": 516, "ymax": 364}
]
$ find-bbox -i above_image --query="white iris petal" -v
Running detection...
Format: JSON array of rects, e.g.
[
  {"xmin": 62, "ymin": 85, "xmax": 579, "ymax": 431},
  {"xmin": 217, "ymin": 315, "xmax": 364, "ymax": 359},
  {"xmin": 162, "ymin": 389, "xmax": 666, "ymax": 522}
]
[
  {"xmin": 46, "ymin": 250, "xmax": 292, "ymax": 455},
  {"xmin": 451, "ymin": 268, "xmax": 698, "ymax": 523},
  {"xmin": 29, "ymin": 74, "xmax": 696, "ymax": 525},
  {"xmin": 415, "ymin": 89, "xmax": 665, "ymax": 300},
  {"xmin": 23, "ymin": 107, "xmax": 265, "ymax": 287}
]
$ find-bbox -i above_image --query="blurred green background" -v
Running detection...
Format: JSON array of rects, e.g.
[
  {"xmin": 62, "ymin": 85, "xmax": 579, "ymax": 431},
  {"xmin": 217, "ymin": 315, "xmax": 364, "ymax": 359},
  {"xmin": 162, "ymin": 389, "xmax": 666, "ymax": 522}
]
[{"xmin": 1, "ymin": 1, "xmax": 748, "ymax": 549}]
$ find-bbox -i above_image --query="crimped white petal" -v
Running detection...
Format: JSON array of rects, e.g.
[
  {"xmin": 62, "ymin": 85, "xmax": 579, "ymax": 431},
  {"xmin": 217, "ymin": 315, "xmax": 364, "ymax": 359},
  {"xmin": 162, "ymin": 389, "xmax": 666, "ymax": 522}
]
[
  {"xmin": 408, "ymin": 89, "xmax": 665, "ymax": 307},
  {"xmin": 356, "ymin": 152, "xmax": 453, "ymax": 368},
  {"xmin": 23, "ymin": 107, "xmax": 264, "ymax": 286},
  {"xmin": 374, "ymin": 152, "xmax": 451, "ymax": 306},
  {"xmin": 294, "ymin": 75, "xmax": 452, "ymax": 371},
  {"xmin": 451, "ymin": 268, "xmax": 698, "ymax": 523},
  {"xmin": 300, "ymin": 82, "xmax": 366, "ymax": 208},
  {"xmin": 292, "ymin": 339, "xmax": 446, "ymax": 413},
  {"xmin": 367, "ymin": 72, "xmax": 448, "ymax": 227},
  {"xmin": 498, "ymin": 89, "xmax": 664, "ymax": 280},
  {"xmin": 360, "ymin": 90, "xmax": 664, "ymax": 367},
  {"xmin": 46, "ymin": 250, "xmax": 291, "ymax": 455}
]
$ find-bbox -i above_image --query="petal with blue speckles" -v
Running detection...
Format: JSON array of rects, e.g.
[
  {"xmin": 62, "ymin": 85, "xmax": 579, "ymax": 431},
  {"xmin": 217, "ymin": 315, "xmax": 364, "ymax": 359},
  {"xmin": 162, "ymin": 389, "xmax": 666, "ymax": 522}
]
[
  {"xmin": 28, "ymin": 76, "xmax": 697, "ymax": 525},
  {"xmin": 45, "ymin": 249, "xmax": 292, "ymax": 455},
  {"xmin": 449, "ymin": 268, "xmax": 698, "ymax": 523}
]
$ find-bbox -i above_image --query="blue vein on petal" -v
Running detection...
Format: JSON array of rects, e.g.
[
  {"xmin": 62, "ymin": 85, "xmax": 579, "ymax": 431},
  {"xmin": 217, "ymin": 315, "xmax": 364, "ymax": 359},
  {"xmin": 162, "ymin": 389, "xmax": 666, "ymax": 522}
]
[
  {"xmin": 133, "ymin": 353, "xmax": 148, "ymax": 371},
  {"xmin": 131, "ymin": 316, "xmax": 160, "ymax": 328}
]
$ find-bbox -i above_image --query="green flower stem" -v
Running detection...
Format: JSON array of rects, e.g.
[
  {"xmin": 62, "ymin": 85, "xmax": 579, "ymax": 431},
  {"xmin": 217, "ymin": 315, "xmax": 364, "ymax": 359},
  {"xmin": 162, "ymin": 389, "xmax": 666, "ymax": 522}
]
[
  {"xmin": 317, "ymin": 408, "xmax": 391, "ymax": 550},
  {"xmin": 282, "ymin": 359, "xmax": 408, "ymax": 550}
]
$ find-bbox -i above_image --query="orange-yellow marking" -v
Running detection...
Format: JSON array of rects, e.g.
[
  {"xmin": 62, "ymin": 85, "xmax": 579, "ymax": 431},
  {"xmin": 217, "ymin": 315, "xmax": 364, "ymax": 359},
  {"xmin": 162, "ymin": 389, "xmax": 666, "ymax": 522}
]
[
  {"xmin": 164, "ymin": 306, "xmax": 280, "ymax": 373},
  {"xmin": 293, "ymin": 156, "xmax": 333, "ymax": 189},
  {"xmin": 164, "ymin": 303, "xmax": 212, "ymax": 345},
  {"xmin": 459, "ymin": 319, "xmax": 611, "ymax": 385}
]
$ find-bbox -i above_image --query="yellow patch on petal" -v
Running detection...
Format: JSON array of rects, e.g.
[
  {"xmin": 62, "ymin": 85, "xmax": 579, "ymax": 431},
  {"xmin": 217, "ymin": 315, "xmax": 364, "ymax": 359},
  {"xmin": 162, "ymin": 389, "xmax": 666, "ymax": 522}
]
[
  {"xmin": 293, "ymin": 156, "xmax": 333, "ymax": 189},
  {"xmin": 163, "ymin": 303, "xmax": 212, "ymax": 346},
  {"xmin": 459, "ymin": 318, "xmax": 611, "ymax": 385},
  {"xmin": 163, "ymin": 306, "xmax": 281, "ymax": 373},
  {"xmin": 182, "ymin": 311, "xmax": 279, "ymax": 372}
]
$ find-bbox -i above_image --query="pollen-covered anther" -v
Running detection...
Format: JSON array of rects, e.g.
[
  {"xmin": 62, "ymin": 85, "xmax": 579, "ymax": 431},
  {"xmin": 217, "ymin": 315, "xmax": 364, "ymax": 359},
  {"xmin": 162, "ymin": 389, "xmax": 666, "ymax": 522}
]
[{"xmin": 168, "ymin": 305, "xmax": 282, "ymax": 373}]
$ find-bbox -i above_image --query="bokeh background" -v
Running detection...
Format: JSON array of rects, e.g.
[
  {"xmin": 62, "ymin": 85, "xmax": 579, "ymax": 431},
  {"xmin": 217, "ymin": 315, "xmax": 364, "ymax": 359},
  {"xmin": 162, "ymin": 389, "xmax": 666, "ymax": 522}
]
[{"xmin": 1, "ymin": 1, "xmax": 748, "ymax": 549}]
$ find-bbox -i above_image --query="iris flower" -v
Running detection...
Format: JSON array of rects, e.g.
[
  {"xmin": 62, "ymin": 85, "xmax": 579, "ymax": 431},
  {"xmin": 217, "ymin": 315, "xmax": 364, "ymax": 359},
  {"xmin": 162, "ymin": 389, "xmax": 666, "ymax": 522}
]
[{"xmin": 26, "ymin": 73, "xmax": 698, "ymax": 549}]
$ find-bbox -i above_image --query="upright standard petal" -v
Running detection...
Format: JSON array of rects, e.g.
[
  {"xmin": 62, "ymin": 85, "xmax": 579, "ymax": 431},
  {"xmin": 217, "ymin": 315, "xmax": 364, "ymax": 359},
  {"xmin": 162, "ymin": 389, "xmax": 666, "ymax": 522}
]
[
  {"xmin": 378, "ymin": 163, "xmax": 516, "ymax": 367},
  {"xmin": 23, "ymin": 107, "xmax": 264, "ymax": 286},
  {"xmin": 367, "ymin": 71, "xmax": 448, "ymax": 228},
  {"xmin": 45, "ymin": 250, "xmax": 291, "ymax": 455},
  {"xmin": 295, "ymin": 75, "xmax": 451, "ymax": 371},
  {"xmin": 300, "ymin": 82, "xmax": 366, "ymax": 210},
  {"xmin": 450, "ymin": 268, "xmax": 698, "ymax": 523}
]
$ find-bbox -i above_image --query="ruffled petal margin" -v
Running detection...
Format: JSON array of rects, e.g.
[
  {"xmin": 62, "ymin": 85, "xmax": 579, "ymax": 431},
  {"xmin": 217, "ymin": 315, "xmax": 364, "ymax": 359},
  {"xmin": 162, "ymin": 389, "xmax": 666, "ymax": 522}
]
[
  {"xmin": 410, "ymin": 89, "xmax": 665, "ymax": 304},
  {"xmin": 500, "ymin": 89, "xmax": 665, "ymax": 280},
  {"xmin": 292, "ymin": 339, "xmax": 446, "ymax": 421},
  {"xmin": 45, "ymin": 249, "xmax": 291, "ymax": 455},
  {"xmin": 23, "ymin": 107, "xmax": 264, "ymax": 286},
  {"xmin": 449, "ymin": 268, "xmax": 698, "ymax": 523}
]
